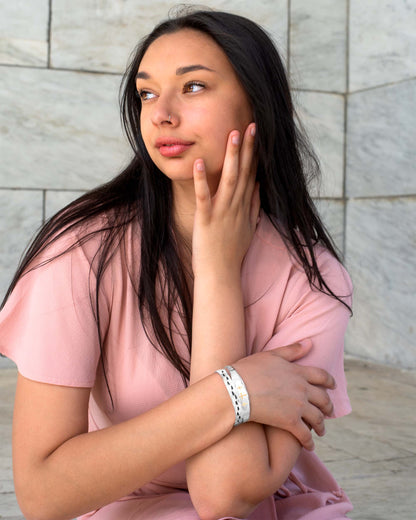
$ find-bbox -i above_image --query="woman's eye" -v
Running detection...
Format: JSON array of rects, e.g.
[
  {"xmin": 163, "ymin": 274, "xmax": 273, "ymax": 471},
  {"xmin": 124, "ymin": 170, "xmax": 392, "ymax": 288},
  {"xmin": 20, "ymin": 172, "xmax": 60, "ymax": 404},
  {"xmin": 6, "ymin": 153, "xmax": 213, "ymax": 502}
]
[
  {"xmin": 183, "ymin": 82, "xmax": 205, "ymax": 93},
  {"xmin": 137, "ymin": 90, "xmax": 156, "ymax": 101}
]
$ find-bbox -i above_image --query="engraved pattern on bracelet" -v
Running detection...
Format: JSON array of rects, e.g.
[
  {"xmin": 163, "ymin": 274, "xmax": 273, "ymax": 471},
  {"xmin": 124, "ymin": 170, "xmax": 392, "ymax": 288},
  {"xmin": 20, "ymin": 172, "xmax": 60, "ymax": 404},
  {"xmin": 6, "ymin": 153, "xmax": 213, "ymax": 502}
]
[
  {"xmin": 216, "ymin": 368, "xmax": 244, "ymax": 425},
  {"xmin": 226, "ymin": 365, "xmax": 251, "ymax": 423}
]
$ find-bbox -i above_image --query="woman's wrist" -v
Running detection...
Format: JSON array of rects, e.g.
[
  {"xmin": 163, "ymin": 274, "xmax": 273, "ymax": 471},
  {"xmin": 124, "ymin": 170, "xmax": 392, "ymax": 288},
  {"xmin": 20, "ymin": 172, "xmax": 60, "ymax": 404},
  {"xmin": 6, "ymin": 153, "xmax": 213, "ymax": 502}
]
[
  {"xmin": 196, "ymin": 371, "xmax": 237, "ymax": 432},
  {"xmin": 193, "ymin": 265, "xmax": 242, "ymax": 285},
  {"xmin": 216, "ymin": 365, "xmax": 251, "ymax": 426}
]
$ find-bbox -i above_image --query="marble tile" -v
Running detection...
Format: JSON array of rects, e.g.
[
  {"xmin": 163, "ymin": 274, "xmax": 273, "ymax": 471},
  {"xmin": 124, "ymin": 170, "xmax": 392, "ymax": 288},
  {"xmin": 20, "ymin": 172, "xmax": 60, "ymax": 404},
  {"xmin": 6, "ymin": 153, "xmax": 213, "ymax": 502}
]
[
  {"xmin": 349, "ymin": 0, "xmax": 416, "ymax": 91},
  {"xmin": 0, "ymin": 356, "xmax": 16, "ymax": 370},
  {"xmin": 317, "ymin": 359, "xmax": 416, "ymax": 519},
  {"xmin": 290, "ymin": 0, "xmax": 347, "ymax": 92},
  {"xmin": 0, "ymin": 368, "xmax": 19, "ymax": 517},
  {"xmin": 0, "ymin": 67, "xmax": 131, "ymax": 190},
  {"xmin": 0, "ymin": 398, "xmax": 13, "ymax": 424},
  {"xmin": 318, "ymin": 392, "xmax": 416, "ymax": 461},
  {"xmin": 45, "ymin": 190, "xmax": 85, "ymax": 220},
  {"xmin": 294, "ymin": 90, "xmax": 345, "ymax": 198},
  {"xmin": 314, "ymin": 440, "xmax": 352, "ymax": 464},
  {"xmin": 328, "ymin": 458, "xmax": 416, "ymax": 520},
  {"xmin": 319, "ymin": 422, "xmax": 413, "ymax": 463},
  {"xmin": 51, "ymin": 0, "xmax": 288, "ymax": 73},
  {"xmin": 0, "ymin": 190, "xmax": 43, "ymax": 301},
  {"xmin": 0, "ymin": 493, "xmax": 23, "ymax": 519},
  {"xmin": 0, "ymin": 368, "xmax": 16, "ymax": 448},
  {"xmin": 345, "ymin": 197, "xmax": 416, "ymax": 369},
  {"xmin": 0, "ymin": 0, "xmax": 49, "ymax": 66},
  {"xmin": 346, "ymin": 80, "xmax": 416, "ymax": 197},
  {"xmin": 0, "ymin": 458, "xmax": 13, "ymax": 492},
  {"xmin": 313, "ymin": 199, "xmax": 344, "ymax": 255}
]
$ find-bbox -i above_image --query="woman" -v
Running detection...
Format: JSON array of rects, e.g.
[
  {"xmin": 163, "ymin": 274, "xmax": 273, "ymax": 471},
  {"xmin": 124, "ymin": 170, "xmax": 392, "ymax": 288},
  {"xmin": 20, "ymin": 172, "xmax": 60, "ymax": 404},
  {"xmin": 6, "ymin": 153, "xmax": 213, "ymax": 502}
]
[{"xmin": 0, "ymin": 9, "xmax": 353, "ymax": 520}]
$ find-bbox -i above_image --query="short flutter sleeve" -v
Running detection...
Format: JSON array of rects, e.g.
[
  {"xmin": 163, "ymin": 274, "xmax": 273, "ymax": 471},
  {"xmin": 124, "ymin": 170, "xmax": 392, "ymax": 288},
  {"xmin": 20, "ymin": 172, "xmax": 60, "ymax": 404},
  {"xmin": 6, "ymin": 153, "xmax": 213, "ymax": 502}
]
[
  {"xmin": 0, "ymin": 231, "xmax": 109, "ymax": 387},
  {"xmin": 262, "ymin": 247, "xmax": 353, "ymax": 418}
]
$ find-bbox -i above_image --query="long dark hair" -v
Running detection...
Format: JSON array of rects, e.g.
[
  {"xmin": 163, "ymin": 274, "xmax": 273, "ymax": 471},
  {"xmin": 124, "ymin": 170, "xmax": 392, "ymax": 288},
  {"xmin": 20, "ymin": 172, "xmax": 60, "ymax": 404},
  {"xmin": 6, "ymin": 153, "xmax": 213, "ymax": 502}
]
[{"xmin": 2, "ymin": 9, "xmax": 350, "ymax": 387}]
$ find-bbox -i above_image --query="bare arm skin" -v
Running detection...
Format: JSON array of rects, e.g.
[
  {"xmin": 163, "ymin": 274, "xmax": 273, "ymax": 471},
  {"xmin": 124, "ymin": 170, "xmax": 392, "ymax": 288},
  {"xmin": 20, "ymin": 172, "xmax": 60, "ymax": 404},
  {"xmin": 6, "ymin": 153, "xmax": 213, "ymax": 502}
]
[
  {"xmin": 13, "ymin": 371, "xmax": 235, "ymax": 520},
  {"xmin": 186, "ymin": 125, "xmax": 335, "ymax": 519}
]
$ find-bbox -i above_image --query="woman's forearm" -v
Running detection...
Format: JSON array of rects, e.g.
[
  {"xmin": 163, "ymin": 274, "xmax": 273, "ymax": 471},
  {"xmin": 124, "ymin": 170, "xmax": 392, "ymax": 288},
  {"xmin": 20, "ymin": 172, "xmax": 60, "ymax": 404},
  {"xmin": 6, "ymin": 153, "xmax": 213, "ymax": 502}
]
[
  {"xmin": 187, "ymin": 271, "xmax": 281, "ymax": 519},
  {"xmin": 189, "ymin": 270, "xmax": 246, "ymax": 383},
  {"xmin": 14, "ymin": 373, "xmax": 234, "ymax": 520}
]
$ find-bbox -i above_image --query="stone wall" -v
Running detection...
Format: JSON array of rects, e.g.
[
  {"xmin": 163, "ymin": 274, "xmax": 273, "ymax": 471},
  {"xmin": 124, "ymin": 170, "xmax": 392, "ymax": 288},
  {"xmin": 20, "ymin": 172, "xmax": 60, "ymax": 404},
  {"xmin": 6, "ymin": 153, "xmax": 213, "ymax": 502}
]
[{"xmin": 1, "ymin": 0, "xmax": 415, "ymax": 368}]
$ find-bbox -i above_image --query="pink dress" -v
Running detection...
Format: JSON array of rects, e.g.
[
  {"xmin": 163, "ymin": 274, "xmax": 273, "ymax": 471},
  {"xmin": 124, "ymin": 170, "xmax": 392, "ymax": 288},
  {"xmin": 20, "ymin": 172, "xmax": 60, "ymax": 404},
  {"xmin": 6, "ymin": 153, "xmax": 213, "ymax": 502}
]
[{"xmin": 0, "ymin": 212, "xmax": 353, "ymax": 519}]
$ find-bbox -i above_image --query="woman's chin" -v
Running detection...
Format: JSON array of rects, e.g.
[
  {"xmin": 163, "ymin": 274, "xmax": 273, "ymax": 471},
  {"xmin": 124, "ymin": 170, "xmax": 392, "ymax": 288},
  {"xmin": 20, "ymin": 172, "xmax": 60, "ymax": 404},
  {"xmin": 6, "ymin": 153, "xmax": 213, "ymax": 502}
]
[
  {"xmin": 156, "ymin": 158, "xmax": 222, "ymax": 192},
  {"xmin": 162, "ymin": 171, "xmax": 195, "ymax": 183}
]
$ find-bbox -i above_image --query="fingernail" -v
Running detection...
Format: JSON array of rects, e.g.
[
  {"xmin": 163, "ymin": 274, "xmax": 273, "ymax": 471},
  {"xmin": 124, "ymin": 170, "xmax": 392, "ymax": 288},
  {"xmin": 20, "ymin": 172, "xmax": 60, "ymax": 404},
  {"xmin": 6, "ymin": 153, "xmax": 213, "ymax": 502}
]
[
  {"xmin": 250, "ymin": 124, "xmax": 256, "ymax": 137},
  {"xmin": 196, "ymin": 161, "xmax": 204, "ymax": 172},
  {"xmin": 231, "ymin": 132, "xmax": 240, "ymax": 145}
]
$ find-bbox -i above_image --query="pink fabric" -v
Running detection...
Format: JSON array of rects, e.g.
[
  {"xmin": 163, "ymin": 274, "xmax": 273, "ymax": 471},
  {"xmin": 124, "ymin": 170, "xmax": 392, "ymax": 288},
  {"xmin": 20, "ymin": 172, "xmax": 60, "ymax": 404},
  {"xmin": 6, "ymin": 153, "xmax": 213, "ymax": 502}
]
[{"xmin": 0, "ymin": 212, "xmax": 353, "ymax": 519}]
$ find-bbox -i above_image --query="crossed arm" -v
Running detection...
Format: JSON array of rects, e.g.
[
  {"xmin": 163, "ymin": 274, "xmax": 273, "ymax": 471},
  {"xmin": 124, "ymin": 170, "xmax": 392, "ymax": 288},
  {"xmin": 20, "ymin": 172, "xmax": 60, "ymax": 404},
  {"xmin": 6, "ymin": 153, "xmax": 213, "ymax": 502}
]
[
  {"xmin": 11, "ymin": 126, "xmax": 340, "ymax": 520},
  {"xmin": 186, "ymin": 124, "xmax": 335, "ymax": 519}
]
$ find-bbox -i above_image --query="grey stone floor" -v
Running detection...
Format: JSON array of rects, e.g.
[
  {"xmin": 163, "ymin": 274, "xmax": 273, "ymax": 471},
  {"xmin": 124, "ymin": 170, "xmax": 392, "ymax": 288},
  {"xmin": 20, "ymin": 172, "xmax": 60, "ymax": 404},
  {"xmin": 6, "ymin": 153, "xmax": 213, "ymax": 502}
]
[{"xmin": 1, "ymin": 356, "xmax": 415, "ymax": 520}]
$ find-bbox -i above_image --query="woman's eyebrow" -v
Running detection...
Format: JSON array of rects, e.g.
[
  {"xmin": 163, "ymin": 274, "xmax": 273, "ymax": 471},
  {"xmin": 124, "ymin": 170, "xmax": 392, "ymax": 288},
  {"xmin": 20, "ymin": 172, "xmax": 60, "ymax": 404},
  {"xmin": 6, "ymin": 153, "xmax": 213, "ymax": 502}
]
[
  {"xmin": 136, "ymin": 64, "xmax": 215, "ymax": 80},
  {"xmin": 176, "ymin": 64, "xmax": 215, "ymax": 75}
]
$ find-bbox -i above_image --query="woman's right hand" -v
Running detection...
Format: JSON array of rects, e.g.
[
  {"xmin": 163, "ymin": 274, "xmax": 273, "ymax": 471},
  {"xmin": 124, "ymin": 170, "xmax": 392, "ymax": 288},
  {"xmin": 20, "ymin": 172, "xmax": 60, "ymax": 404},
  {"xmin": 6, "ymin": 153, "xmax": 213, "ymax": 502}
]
[
  {"xmin": 233, "ymin": 341, "xmax": 336, "ymax": 450},
  {"xmin": 191, "ymin": 123, "xmax": 259, "ymax": 280}
]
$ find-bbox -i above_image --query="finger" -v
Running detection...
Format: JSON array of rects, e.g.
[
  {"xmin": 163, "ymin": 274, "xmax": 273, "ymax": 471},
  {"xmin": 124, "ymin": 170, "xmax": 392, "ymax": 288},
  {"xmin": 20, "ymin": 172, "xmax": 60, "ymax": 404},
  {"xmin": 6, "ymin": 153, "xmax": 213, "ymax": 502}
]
[
  {"xmin": 193, "ymin": 159, "xmax": 211, "ymax": 219},
  {"xmin": 290, "ymin": 421, "xmax": 315, "ymax": 451},
  {"xmin": 302, "ymin": 366, "xmax": 336, "ymax": 390},
  {"xmin": 303, "ymin": 406, "xmax": 326, "ymax": 437},
  {"xmin": 271, "ymin": 340, "xmax": 313, "ymax": 362},
  {"xmin": 233, "ymin": 123, "xmax": 257, "ymax": 204},
  {"xmin": 216, "ymin": 130, "xmax": 240, "ymax": 205},
  {"xmin": 308, "ymin": 385, "xmax": 334, "ymax": 418}
]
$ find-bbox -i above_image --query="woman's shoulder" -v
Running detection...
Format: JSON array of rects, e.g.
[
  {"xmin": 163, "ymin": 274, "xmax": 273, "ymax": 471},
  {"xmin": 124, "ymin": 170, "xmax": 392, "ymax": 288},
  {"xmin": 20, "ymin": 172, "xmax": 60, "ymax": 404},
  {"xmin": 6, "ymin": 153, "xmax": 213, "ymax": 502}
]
[{"xmin": 28, "ymin": 209, "xmax": 139, "ymax": 270}]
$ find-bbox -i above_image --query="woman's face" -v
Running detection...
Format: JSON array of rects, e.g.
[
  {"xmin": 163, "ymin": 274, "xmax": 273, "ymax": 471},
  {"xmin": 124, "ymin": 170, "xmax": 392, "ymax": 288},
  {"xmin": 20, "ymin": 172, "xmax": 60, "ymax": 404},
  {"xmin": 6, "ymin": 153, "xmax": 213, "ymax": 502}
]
[{"xmin": 136, "ymin": 29, "xmax": 253, "ymax": 186}]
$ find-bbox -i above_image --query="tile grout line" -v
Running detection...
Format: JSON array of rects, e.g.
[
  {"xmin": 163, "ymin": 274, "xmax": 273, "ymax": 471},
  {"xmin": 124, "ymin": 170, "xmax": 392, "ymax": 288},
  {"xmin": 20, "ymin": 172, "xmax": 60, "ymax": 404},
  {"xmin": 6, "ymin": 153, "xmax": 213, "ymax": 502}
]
[
  {"xmin": 0, "ymin": 187, "xmax": 86, "ymax": 192},
  {"xmin": 42, "ymin": 189, "xmax": 46, "ymax": 224},
  {"xmin": 47, "ymin": 0, "xmax": 53, "ymax": 68},
  {"xmin": 342, "ymin": 0, "xmax": 350, "ymax": 259},
  {"xmin": 0, "ymin": 62, "xmax": 123, "ymax": 77},
  {"xmin": 287, "ymin": 0, "xmax": 291, "ymax": 78},
  {"xmin": 0, "ymin": 68, "xmax": 413, "ymax": 92},
  {"xmin": 346, "ymin": 194, "xmax": 416, "ymax": 201},
  {"xmin": 1, "ymin": 188, "xmax": 414, "ymax": 201},
  {"xmin": 345, "ymin": 75, "xmax": 416, "ymax": 95},
  {"xmin": 292, "ymin": 75, "xmax": 416, "ymax": 95},
  {"xmin": 346, "ymin": 0, "xmax": 350, "ymax": 94}
]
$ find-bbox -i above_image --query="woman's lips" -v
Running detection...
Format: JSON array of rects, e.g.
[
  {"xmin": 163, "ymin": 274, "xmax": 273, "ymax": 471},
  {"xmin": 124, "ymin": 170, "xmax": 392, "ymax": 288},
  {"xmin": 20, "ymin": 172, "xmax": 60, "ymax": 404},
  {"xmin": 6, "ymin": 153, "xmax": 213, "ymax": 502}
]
[
  {"xmin": 155, "ymin": 137, "xmax": 194, "ymax": 157},
  {"xmin": 158, "ymin": 144, "xmax": 193, "ymax": 157}
]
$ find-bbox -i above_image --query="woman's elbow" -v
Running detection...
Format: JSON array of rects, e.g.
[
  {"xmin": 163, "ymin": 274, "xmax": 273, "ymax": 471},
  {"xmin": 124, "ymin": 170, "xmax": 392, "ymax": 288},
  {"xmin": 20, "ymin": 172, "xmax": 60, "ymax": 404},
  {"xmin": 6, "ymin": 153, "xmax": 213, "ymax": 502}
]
[
  {"xmin": 15, "ymin": 478, "xmax": 70, "ymax": 520},
  {"xmin": 17, "ymin": 502, "xmax": 71, "ymax": 520},
  {"xmin": 197, "ymin": 505, "xmax": 255, "ymax": 520},
  {"xmin": 193, "ymin": 493, "xmax": 257, "ymax": 520},
  {"xmin": 16, "ymin": 496, "xmax": 57, "ymax": 520},
  {"xmin": 190, "ymin": 470, "xmax": 275, "ymax": 519},
  {"xmin": 16, "ymin": 498, "xmax": 52, "ymax": 520}
]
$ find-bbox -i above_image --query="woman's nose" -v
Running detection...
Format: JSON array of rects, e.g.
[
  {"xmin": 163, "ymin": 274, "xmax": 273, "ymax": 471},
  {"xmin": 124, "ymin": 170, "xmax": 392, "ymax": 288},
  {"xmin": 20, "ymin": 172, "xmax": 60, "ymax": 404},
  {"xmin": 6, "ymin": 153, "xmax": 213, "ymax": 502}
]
[{"xmin": 151, "ymin": 97, "xmax": 178, "ymax": 126}]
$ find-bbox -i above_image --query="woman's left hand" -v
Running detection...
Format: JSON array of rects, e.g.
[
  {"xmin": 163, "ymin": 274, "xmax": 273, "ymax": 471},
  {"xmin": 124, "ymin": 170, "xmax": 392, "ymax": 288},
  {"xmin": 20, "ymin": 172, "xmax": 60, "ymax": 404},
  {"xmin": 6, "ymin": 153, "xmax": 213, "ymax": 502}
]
[{"xmin": 191, "ymin": 123, "xmax": 260, "ymax": 279}]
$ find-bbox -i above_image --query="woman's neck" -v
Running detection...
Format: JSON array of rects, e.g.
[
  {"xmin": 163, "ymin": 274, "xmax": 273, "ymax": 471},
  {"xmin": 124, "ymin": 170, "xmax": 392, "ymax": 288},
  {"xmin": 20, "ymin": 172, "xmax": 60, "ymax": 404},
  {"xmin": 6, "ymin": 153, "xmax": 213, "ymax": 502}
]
[
  {"xmin": 171, "ymin": 173, "xmax": 220, "ymax": 245},
  {"xmin": 172, "ymin": 180, "xmax": 197, "ymax": 246}
]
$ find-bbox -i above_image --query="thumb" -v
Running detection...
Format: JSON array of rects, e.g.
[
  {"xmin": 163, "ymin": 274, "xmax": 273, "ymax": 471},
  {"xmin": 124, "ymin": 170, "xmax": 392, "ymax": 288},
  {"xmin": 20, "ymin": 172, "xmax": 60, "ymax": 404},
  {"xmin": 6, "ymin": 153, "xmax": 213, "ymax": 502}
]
[{"xmin": 272, "ymin": 339, "xmax": 313, "ymax": 362}]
